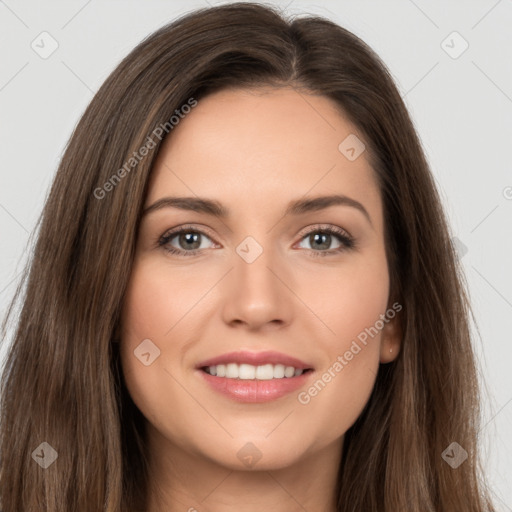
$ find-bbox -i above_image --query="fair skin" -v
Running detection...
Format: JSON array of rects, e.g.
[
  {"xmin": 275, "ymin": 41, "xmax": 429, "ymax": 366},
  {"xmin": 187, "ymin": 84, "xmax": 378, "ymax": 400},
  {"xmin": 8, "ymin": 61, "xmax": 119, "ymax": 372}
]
[{"xmin": 120, "ymin": 86, "xmax": 401, "ymax": 512}]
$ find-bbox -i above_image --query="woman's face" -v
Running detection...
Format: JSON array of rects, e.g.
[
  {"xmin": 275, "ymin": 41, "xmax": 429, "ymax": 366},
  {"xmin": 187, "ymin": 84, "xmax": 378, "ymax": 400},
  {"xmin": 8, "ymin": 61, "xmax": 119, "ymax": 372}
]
[{"xmin": 120, "ymin": 86, "xmax": 400, "ymax": 472}]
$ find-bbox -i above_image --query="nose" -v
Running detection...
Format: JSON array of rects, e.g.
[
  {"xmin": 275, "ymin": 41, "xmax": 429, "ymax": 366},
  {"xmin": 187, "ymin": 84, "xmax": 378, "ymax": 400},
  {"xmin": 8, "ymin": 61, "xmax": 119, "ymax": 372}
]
[{"xmin": 220, "ymin": 241, "xmax": 294, "ymax": 332}]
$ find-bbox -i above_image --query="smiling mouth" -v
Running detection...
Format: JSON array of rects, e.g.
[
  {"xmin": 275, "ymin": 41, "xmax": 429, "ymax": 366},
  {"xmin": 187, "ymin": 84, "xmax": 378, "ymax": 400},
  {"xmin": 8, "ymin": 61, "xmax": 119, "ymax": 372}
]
[{"xmin": 201, "ymin": 363, "xmax": 314, "ymax": 380}]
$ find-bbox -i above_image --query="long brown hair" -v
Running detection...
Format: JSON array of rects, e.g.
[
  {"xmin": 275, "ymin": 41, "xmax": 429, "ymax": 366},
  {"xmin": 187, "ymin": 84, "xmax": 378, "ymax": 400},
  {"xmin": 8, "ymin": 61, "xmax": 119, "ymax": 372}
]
[{"xmin": 0, "ymin": 3, "xmax": 496, "ymax": 511}]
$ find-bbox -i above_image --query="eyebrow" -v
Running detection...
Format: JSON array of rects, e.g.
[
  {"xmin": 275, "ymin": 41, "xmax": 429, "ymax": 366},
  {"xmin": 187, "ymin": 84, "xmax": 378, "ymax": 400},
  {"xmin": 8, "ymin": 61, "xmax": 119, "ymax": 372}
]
[{"xmin": 142, "ymin": 194, "xmax": 372, "ymax": 226}]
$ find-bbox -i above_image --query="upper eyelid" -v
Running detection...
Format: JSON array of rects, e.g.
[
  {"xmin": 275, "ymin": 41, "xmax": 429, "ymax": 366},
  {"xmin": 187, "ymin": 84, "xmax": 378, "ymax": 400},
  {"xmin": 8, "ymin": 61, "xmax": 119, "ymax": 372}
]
[
  {"xmin": 296, "ymin": 223, "xmax": 352, "ymax": 239},
  {"xmin": 161, "ymin": 224, "xmax": 218, "ymax": 244}
]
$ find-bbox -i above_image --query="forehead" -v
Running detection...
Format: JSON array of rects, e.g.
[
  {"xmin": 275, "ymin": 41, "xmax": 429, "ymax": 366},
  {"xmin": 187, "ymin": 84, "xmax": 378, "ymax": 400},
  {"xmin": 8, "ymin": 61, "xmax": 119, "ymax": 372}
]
[{"xmin": 145, "ymin": 86, "xmax": 381, "ymax": 225}]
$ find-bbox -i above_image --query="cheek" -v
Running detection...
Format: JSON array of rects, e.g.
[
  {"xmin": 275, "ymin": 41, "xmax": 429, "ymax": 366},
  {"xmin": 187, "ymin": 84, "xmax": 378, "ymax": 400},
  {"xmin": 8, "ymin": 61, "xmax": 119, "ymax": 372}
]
[
  {"xmin": 295, "ymin": 251, "xmax": 389, "ymax": 428},
  {"xmin": 118, "ymin": 256, "xmax": 223, "ymax": 395},
  {"xmin": 308, "ymin": 247, "xmax": 390, "ymax": 351},
  {"xmin": 118, "ymin": 260, "xmax": 189, "ymax": 415},
  {"xmin": 120, "ymin": 257, "xmax": 213, "ymax": 340},
  {"xmin": 332, "ymin": 267, "xmax": 389, "ymax": 344}
]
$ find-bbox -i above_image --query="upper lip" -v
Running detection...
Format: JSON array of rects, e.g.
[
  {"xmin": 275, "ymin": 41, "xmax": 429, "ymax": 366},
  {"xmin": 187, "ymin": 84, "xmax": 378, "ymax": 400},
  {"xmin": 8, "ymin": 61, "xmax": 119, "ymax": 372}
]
[{"xmin": 196, "ymin": 350, "xmax": 314, "ymax": 370}]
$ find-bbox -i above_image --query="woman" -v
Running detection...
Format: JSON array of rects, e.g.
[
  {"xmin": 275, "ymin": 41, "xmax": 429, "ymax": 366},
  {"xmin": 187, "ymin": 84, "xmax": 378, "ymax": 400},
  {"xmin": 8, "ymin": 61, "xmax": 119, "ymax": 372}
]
[{"xmin": 0, "ymin": 3, "xmax": 496, "ymax": 511}]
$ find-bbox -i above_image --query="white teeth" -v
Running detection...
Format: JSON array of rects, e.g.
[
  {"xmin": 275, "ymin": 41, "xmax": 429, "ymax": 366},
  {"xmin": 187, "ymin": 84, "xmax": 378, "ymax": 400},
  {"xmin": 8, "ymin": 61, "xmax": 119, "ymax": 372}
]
[
  {"xmin": 284, "ymin": 366, "xmax": 295, "ymax": 378},
  {"xmin": 203, "ymin": 363, "xmax": 306, "ymax": 379},
  {"xmin": 226, "ymin": 363, "xmax": 238, "ymax": 378},
  {"xmin": 255, "ymin": 364, "xmax": 274, "ymax": 380},
  {"xmin": 273, "ymin": 364, "xmax": 285, "ymax": 378},
  {"xmin": 239, "ymin": 363, "xmax": 255, "ymax": 379}
]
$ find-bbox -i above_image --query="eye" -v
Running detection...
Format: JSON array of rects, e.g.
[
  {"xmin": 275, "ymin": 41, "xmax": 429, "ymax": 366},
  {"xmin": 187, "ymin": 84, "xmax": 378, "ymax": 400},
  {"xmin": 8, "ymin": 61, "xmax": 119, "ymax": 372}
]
[
  {"xmin": 158, "ymin": 225, "xmax": 217, "ymax": 257},
  {"xmin": 295, "ymin": 225, "xmax": 355, "ymax": 257}
]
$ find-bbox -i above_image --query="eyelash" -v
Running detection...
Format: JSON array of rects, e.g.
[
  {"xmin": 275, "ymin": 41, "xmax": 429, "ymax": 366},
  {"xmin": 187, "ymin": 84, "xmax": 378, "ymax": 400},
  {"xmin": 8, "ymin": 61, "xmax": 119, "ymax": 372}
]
[{"xmin": 157, "ymin": 224, "xmax": 356, "ymax": 258}]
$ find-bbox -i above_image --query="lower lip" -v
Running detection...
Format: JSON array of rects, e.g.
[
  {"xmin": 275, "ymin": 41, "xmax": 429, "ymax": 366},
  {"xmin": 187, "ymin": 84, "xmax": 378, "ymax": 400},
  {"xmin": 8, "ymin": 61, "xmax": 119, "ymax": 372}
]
[{"xmin": 197, "ymin": 369, "xmax": 313, "ymax": 403}]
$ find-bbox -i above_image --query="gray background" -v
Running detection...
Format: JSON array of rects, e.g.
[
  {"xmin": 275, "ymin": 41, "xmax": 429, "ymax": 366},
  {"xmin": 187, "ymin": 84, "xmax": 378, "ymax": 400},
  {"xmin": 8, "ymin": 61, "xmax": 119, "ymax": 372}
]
[{"xmin": 1, "ymin": 0, "xmax": 511, "ymax": 509}]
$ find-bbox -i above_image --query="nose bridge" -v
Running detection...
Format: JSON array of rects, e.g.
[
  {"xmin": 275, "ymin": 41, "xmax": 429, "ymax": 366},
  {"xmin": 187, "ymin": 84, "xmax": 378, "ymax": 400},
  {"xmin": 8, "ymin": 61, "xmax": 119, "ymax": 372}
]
[
  {"xmin": 233, "ymin": 233, "xmax": 281, "ymax": 296},
  {"xmin": 221, "ymin": 232, "xmax": 293, "ymax": 328}
]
